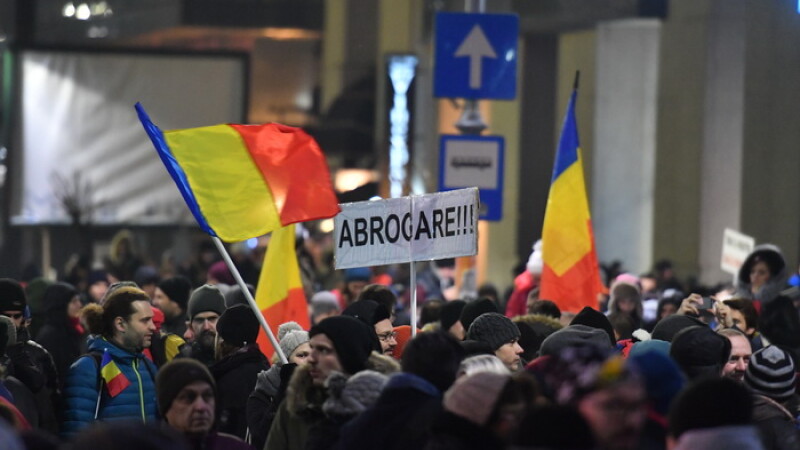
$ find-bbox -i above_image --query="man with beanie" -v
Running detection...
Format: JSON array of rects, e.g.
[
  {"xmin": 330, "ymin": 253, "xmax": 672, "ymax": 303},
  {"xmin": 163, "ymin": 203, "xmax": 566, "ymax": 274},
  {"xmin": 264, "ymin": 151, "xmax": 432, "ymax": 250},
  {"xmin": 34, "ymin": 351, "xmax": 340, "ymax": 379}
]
[
  {"xmin": 467, "ymin": 312, "xmax": 524, "ymax": 371},
  {"xmin": 209, "ymin": 304, "xmax": 268, "ymax": 440},
  {"xmin": 265, "ymin": 315, "xmax": 392, "ymax": 450},
  {"xmin": 157, "ymin": 359, "xmax": 252, "ymax": 450},
  {"xmin": 440, "ymin": 300, "xmax": 466, "ymax": 340},
  {"xmin": 62, "ymin": 286, "xmax": 159, "ymax": 436},
  {"xmin": 186, "ymin": 284, "xmax": 226, "ymax": 366},
  {"xmin": 153, "ymin": 276, "xmax": 192, "ymax": 336},
  {"xmin": 669, "ymin": 326, "xmax": 730, "ymax": 380},
  {"xmin": 744, "ymin": 346, "xmax": 800, "ymax": 449},
  {"xmin": 539, "ymin": 324, "xmax": 614, "ymax": 357},
  {"xmin": 310, "ymin": 291, "xmax": 340, "ymax": 325},
  {"xmin": 342, "ymin": 299, "xmax": 395, "ymax": 356},
  {"xmin": 571, "ymin": 306, "xmax": 616, "ymax": 346}
]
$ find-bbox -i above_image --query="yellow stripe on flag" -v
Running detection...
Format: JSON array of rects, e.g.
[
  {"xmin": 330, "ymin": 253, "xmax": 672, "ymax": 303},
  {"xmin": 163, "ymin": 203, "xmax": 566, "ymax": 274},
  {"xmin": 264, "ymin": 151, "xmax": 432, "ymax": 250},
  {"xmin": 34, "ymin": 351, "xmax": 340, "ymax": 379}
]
[
  {"xmin": 255, "ymin": 224, "xmax": 310, "ymax": 356},
  {"xmin": 542, "ymin": 157, "xmax": 592, "ymax": 275},
  {"xmin": 164, "ymin": 125, "xmax": 282, "ymax": 242}
]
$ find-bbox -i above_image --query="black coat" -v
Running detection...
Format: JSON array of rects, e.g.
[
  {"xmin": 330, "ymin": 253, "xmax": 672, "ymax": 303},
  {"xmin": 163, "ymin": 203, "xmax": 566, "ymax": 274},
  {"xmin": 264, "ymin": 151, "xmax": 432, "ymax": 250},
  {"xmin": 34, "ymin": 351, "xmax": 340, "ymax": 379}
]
[
  {"xmin": 333, "ymin": 373, "xmax": 443, "ymax": 450},
  {"xmin": 210, "ymin": 344, "xmax": 269, "ymax": 440}
]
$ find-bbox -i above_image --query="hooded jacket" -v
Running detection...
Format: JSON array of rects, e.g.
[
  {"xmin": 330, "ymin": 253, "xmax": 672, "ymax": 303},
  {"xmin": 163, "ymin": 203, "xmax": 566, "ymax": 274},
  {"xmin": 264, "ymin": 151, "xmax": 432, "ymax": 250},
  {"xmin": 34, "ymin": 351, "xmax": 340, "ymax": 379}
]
[
  {"xmin": 61, "ymin": 337, "xmax": 158, "ymax": 436},
  {"xmin": 735, "ymin": 244, "xmax": 788, "ymax": 305}
]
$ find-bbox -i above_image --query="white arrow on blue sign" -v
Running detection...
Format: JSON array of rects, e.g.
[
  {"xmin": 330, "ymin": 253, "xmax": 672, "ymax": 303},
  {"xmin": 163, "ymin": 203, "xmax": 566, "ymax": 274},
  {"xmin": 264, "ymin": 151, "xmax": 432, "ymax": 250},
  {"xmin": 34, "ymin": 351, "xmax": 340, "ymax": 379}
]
[{"xmin": 434, "ymin": 12, "xmax": 519, "ymax": 100}]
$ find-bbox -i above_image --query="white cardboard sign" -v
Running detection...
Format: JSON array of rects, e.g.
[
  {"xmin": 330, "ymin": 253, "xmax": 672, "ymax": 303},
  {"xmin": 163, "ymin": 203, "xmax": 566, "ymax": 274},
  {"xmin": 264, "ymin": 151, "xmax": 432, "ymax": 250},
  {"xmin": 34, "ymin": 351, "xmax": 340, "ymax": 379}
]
[
  {"xmin": 721, "ymin": 228, "xmax": 755, "ymax": 275},
  {"xmin": 334, "ymin": 188, "xmax": 479, "ymax": 269}
]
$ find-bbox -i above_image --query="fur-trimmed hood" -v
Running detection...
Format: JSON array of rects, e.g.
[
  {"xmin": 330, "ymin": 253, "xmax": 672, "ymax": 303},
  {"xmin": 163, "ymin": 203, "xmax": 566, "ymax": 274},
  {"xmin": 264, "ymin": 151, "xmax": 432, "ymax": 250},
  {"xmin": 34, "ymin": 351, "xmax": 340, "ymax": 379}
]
[
  {"xmin": 735, "ymin": 244, "xmax": 788, "ymax": 304},
  {"xmin": 286, "ymin": 351, "xmax": 400, "ymax": 416}
]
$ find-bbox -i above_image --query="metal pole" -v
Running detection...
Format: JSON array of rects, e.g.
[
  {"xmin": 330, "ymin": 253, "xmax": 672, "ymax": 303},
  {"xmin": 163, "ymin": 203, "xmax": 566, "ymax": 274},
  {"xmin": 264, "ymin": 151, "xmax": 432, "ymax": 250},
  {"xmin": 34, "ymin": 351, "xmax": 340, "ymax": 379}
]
[
  {"xmin": 212, "ymin": 236, "xmax": 288, "ymax": 364},
  {"xmin": 410, "ymin": 262, "xmax": 417, "ymax": 336}
]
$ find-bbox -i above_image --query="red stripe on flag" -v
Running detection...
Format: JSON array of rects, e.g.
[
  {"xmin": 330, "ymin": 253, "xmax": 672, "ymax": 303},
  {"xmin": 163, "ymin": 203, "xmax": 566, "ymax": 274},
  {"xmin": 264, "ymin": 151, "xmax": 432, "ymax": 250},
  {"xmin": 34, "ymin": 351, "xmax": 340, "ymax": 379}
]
[
  {"xmin": 230, "ymin": 124, "xmax": 340, "ymax": 226},
  {"xmin": 540, "ymin": 250, "xmax": 603, "ymax": 313}
]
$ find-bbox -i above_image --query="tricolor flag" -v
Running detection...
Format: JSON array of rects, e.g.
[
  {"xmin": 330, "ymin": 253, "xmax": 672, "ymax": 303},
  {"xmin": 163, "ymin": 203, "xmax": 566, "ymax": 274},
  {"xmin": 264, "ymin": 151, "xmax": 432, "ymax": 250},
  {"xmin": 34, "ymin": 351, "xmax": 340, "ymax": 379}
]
[
  {"xmin": 100, "ymin": 349, "xmax": 130, "ymax": 397},
  {"xmin": 135, "ymin": 103, "xmax": 341, "ymax": 243},
  {"xmin": 540, "ymin": 89, "xmax": 606, "ymax": 313},
  {"xmin": 255, "ymin": 224, "xmax": 310, "ymax": 356}
]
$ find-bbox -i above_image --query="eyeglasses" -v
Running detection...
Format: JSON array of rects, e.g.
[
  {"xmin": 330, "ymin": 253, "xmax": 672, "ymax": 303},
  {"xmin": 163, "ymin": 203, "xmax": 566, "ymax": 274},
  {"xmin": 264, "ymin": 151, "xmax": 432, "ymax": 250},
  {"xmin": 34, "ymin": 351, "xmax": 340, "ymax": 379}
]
[
  {"xmin": 377, "ymin": 331, "xmax": 397, "ymax": 342},
  {"xmin": 2, "ymin": 312, "xmax": 23, "ymax": 320}
]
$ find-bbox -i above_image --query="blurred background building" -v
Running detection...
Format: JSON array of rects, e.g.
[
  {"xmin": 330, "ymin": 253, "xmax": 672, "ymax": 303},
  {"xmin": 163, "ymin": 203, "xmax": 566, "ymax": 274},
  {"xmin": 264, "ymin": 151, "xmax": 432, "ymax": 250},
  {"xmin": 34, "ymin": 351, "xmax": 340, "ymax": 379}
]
[{"xmin": 0, "ymin": 0, "xmax": 798, "ymax": 291}]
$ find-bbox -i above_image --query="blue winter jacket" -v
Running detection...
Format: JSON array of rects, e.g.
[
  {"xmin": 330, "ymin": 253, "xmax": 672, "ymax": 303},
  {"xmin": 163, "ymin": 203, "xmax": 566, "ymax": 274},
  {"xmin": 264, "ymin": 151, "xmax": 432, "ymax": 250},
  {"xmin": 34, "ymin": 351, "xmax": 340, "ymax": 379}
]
[{"xmin": 61, "ymin": 337, "xmax": 158, "ymax": 437}]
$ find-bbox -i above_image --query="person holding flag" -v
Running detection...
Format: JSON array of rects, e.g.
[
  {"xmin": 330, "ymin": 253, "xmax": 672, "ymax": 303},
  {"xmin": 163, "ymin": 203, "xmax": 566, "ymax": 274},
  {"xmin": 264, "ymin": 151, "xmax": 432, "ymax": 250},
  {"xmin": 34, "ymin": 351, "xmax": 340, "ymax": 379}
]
[{"xmin": 61, "ymin": 286, "xmax": 159, "ymax": 436}]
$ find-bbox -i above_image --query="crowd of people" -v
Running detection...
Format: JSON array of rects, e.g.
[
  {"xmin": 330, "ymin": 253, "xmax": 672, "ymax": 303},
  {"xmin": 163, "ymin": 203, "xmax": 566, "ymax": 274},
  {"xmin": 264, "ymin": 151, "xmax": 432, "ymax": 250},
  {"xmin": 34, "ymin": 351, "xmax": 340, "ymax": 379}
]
[{"xmin": 1, "ymin": 232, "xmax": 800, "ymax": 449}]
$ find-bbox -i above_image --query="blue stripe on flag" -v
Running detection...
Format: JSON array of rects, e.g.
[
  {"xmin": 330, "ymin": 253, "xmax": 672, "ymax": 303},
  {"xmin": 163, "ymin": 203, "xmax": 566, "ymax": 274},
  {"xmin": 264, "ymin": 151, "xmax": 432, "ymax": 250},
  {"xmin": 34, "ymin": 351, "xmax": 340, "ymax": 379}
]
[{"xmin": 550, "ymin": 91, "xmax": 580, "ymax": 182}]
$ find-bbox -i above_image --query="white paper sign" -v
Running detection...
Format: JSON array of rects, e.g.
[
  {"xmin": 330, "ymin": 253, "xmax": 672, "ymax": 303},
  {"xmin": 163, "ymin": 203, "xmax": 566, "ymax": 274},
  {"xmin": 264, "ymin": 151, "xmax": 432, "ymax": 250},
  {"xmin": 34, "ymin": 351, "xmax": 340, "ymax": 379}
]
[
  {"xmin": 334, "ymin": 188, "xmax": 479, "ymax": 269},
  {"xmin": 721, "ymin": 228, "xmax": 755, "ymax": 275}
]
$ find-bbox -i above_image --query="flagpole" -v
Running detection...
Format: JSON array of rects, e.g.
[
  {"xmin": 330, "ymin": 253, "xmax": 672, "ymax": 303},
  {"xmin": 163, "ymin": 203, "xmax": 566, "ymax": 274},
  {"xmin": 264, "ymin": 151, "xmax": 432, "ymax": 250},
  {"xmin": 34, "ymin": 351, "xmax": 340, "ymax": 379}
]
[
  {"xmin": 211, "ymin": 236, "xmax": 288, "ymax": 365},
  {"xmin": 410, "ymin": 262, "xmax": 417, "ymax": 336}
]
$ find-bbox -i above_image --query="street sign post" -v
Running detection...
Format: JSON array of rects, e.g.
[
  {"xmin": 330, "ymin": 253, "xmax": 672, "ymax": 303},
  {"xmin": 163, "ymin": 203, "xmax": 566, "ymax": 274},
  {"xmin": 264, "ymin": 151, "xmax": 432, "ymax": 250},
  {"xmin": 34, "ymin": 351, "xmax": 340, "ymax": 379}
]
[
  {"xmin": 434, "ymin": 12, "xmax": 519, "ymax": 100},
  {"xmin": 438, "ymin": 135, "xmax": 504, "ymax": 221}
]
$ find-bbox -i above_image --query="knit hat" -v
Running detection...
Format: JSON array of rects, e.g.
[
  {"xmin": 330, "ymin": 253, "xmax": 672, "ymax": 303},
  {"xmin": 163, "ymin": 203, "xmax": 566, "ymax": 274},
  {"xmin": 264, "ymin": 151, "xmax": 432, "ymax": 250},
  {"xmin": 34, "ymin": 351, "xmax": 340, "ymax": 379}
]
[
  {"xmin": 440, "ymin": 300, "xmax": 466, "ymax": 331},
  {"xmin": 629, "ymin": 339, "xmax": 671, "ymax": 359},
  {"xmin": 526, "ymin": 240, "xmax": 543, "ymax": 275},
  {"xmin": 222, "ymin": 284, "xmax": 254, "ymax": 308},
  {"xmin": 628, "ymin": 349, "xmax": 685, "ymax": 416},
  {"xmin": 744, "ymin": 346, "xmax": 796, "ymax": 401},
  {"xmin": 310, "ymin": 316, "xmax": 375, "ymax": 374},
  {"xmin": 156, "ymin": 358, "xmax": 216, "ymax": 416},
  {"xmin": 216, "ymin": 304, "xmax": 260, "ymax": 347},
  {"xmin": 651, "ymin": 315, "xmax": 705, "ymax": 342},
  {"xmin": 668, "ymin": 377, "xmax": 753, "ymax": 438},
  {"xmin": 157, "ymin": 276, "xmax": 192, "ymax": 311},
  {"xmin": 0, "ymin": 279, "xmax": 26, "ymax": 312},
  {"xmin": 467, "ymin": 312, "xmax": 520, "ymax": 351},
  {"xmin": 208, "ymin": 261, "xmax": 235, "ymax": 286},
  {"xmin": 279, "ymin": 328, "xmax": 309, "ymax": 362},
  {"xmin": 570, "ymin": 306, "xmax": 616, "ymax": 346},
  {"xmin": 323, "ymin": 370, "xmax": 389, "ymax": 417},
  {"xmin": 443, "ymin": 372, "xmax": 510, "ymax": 426},
  {"xmin": 460, "ymin": 298, "xmax": 499, "ymax": 331},
  {"xmin": 669, "ymin": 326, "xmax": 731, "ymax": 380},
  {"xmin": 342, "ymin": 299, "xmax": 390, "ymax": 325},
  {"xmin": 539, "ymin": 324, "xmax": 614, "ymax": 357},
  {"xmin": 187, "ymin": 285, "xmax": 226, "ymax": 320}
]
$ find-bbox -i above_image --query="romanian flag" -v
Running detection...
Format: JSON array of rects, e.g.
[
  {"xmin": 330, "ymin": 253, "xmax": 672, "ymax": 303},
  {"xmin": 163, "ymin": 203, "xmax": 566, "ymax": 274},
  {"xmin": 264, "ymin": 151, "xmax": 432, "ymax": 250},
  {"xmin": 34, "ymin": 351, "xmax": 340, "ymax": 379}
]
[
  {"xmin": 255, "ymin": 224, "xmax": 310, "ymax": 357},
  {"xmin": 100, "ymin": 349, "xmax": 130, "ymax": 397},
  {"xmin": 135, "ymin": 103, "xmax": 341, "ymax": 243},
  {"xmin": 540, "ymin": 90, "xmax": 606, "ymax": 313}
]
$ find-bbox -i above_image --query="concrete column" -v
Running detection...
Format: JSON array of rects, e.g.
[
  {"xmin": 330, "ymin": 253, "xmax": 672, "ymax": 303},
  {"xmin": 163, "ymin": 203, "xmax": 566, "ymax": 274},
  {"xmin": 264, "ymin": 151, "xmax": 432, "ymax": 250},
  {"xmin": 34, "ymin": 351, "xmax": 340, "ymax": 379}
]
[
  {"xmin": 698, "ymin": 0, "xmax": 745, "ymax": 284},
  {"xmin": 592, "ymin": 19, "xmax": 660, "ymax": 275}
]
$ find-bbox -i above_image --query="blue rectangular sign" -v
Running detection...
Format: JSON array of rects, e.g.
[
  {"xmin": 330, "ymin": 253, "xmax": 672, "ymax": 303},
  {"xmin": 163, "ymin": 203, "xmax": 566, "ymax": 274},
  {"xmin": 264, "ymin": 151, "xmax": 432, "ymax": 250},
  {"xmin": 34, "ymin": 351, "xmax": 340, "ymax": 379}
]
[
  {"xmin": 434, "ymin": 12, "xmax": 519, "ymax": 100},
  {"xmin": 438, "ymin": 135, "xmax": 504, "ymax": 221}
]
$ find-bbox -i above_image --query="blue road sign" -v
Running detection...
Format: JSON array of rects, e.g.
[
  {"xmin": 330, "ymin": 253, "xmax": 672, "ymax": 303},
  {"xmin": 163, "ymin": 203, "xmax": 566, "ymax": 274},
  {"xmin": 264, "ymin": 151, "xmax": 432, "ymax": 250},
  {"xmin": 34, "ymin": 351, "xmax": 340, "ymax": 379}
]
[
  {"xmin": 434, "ymin": 12, "xmax": 519, "ymax": 100},
  {"xmin": 438, "ymin": 135, "xmax": 504, "ymax": 221}
]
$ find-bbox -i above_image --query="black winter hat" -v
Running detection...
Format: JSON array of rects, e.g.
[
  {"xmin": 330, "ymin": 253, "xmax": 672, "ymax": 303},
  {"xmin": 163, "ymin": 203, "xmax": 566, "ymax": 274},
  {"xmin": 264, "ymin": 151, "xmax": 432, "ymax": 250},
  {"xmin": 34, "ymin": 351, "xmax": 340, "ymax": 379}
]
[
  {"xmin": 668, "ymin": 377, "xmax": 752, "ymax": 438},
  {"xmin": 460, "ymin": 298, "xmax": 498, "ymax": 331},
  {"xmin": 651, "ymin": 314, "xmax": 705, "ymax": 342},
  {"xmin": 669, "ymin": 326, "xmax": 731, "ymax": 380},
  {"xmin": 539, "ymin": 324, "xmax": 613, "ymax": 357},
  {"xmin": 157, "ymin": 276, "xmax": 192, "ymax": 311},
  {"xmin": 570, "ymin": 306, "xmax": 616, "ymax": 346},
  {"xmin": 216, "ymin": 304, "xmax": 260, "ymax": 347},
  {"xmin": 342, "ymin": 299, "xmax": 390, "ymax": 325},
  {"xmin": 467, "ymin": 312, "xmax": 520, "ymax": 351},
  {"xmin": 310, "ymin": 316, "xmax": 376, "ymax": 375},
  {"xmin": 156, "ymin": 358, "xmax": 216, "ymax": 417},
  {"xmin": 187, "ymin": 285, "xmax": 226, "ymax": 320},
  {"xmin": 440, "ymin": 300, "xmax": 466, "ymax": 331},
  {"xmin": 0, "ymin": 278, "xmax": 27, "ymax": 312}
]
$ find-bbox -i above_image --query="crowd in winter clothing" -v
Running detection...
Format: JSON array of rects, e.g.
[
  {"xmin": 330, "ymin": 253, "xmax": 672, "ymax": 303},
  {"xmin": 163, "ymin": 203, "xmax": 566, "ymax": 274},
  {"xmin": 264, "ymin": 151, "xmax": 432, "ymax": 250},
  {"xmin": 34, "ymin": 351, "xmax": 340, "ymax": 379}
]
[{"xmin": 3, "ymin": 238, "xmax": 800, "ymax": 450}]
